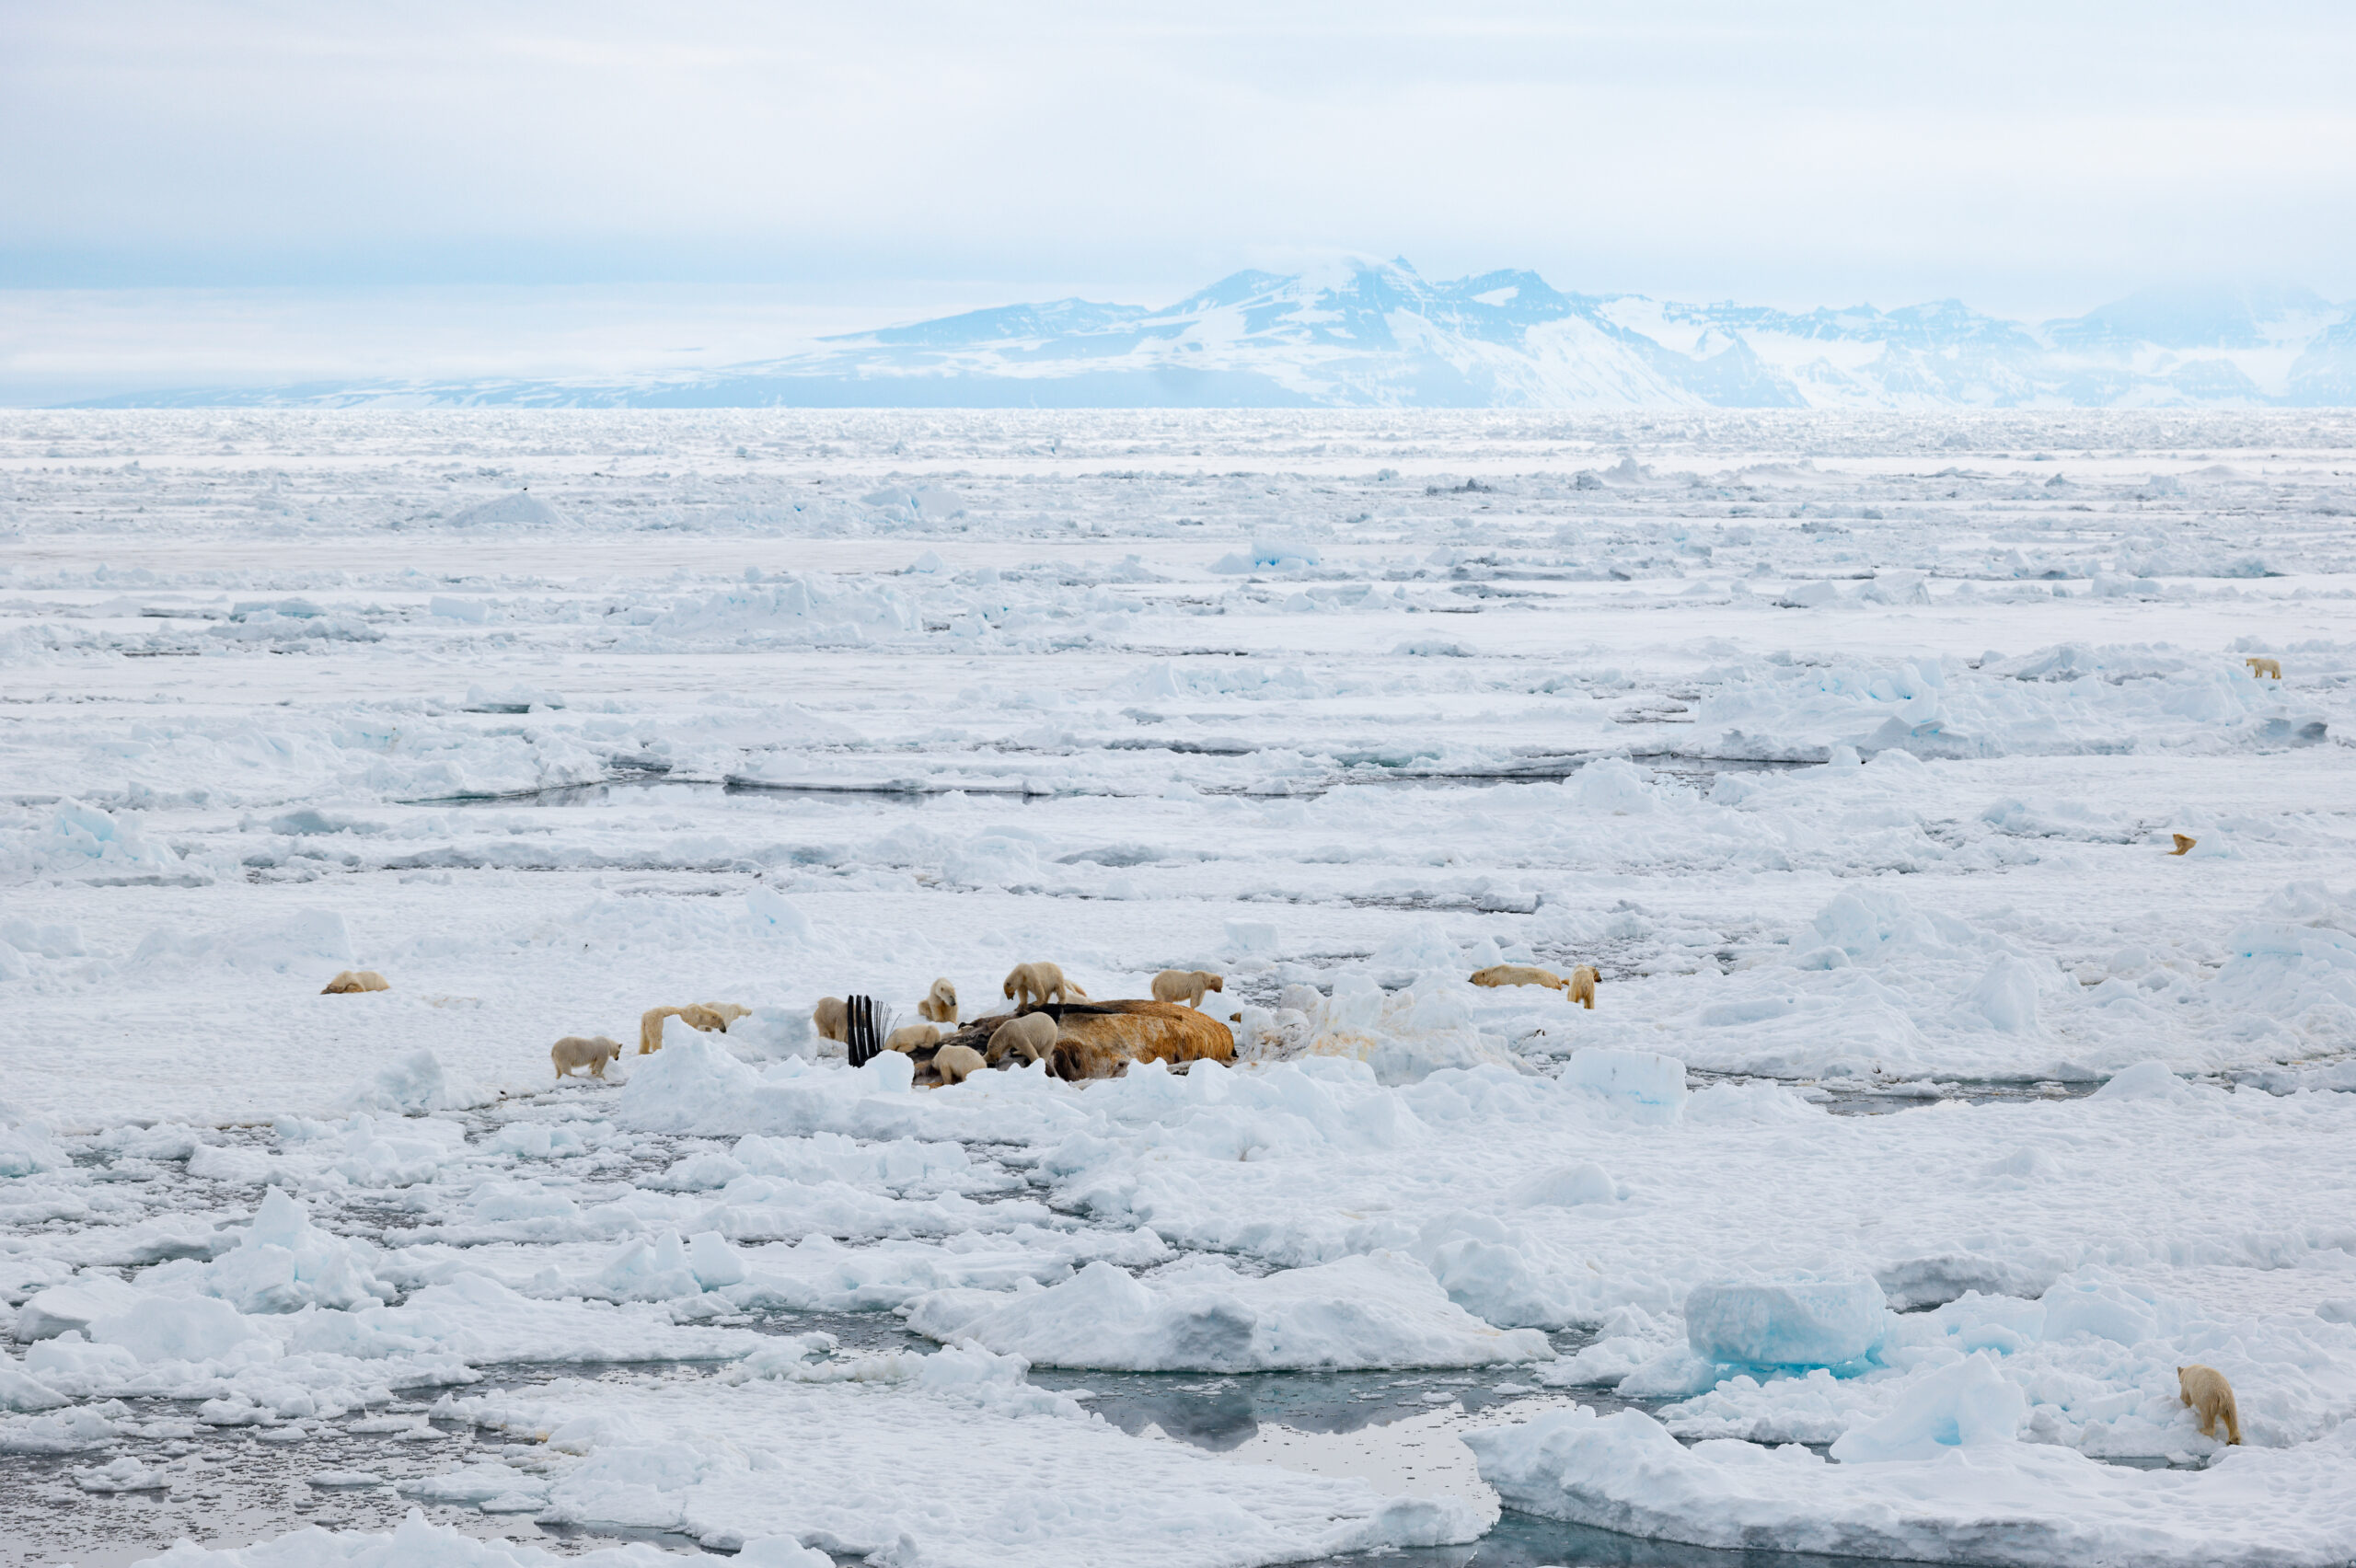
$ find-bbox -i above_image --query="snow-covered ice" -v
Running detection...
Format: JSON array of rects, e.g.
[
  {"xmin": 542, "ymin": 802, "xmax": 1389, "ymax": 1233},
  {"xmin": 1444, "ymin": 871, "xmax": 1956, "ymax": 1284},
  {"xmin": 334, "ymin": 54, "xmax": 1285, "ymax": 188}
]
[{"xmin": 4, "ymin": 408, "xmax": 2356, "ymax": 1565}]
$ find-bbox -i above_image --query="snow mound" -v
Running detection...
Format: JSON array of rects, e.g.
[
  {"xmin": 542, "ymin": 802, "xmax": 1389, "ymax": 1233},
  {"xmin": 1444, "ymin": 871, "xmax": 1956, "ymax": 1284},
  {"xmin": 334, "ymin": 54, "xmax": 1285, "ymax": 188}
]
[
  {"xmin": 615, "ymin": 1033, "xmax": 770, "ymax": 1132},
  {"xmin": 2206, "ymin": 883, "xmax": 2356, "ymax": 1048},
  {"xmin": 1828, "ymin": 1351, "xmax": 2027, "ymax": 1461},
  {"xmin": 201, "ymin": 1188, "xmax": 391, "ymax": 1313},
  {"xmin": 1565, "ymin": 1048, "xmax": 1688, "ymax": 1120},
  {"xmin": 1284, "ymin": 973, "xmax": 1521, "ymax": 1084},
  {"xmin": 2091, "ymin": 1060, "xmax": 2196, "ymax": 1101},
  {"xmin": 445, "ymin": 490, "xmax": 572, "ymax": 529},
  {"xmin": 6, "ymin": 800, "xmax": 189, "ymax": 883},
  {"xmin": 89, "ymin": 1295, "xmax": 270, "ymax": 1365},
  {"xmin": 17, "ymin": 1276, "xmax": 145, "ymax": 1342},
  {"xmin": 341, "ymin": 1050, "xmax": 492, "ymax": 1115},
  {"xmin": 0, "ymin": 1114, "xmax": 66, "ymax": 1178},
  {"xmin": 905, "ymin": 1252, "xmax": 1553, "ymax": 1372},
  {"xmin": 1564, "ymin": 756, "xmax": 1661, "ymax": 814},
  {"xmin": 645, "ymin": 574, "xmax": 918, "ymax": 644}
]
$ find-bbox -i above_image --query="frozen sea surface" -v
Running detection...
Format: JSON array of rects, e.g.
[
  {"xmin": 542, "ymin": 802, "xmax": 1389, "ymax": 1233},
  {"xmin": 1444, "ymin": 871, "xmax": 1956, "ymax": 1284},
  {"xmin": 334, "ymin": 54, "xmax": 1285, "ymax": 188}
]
[{"xmin": 3, "ymin": 408, "xmax": 2355, "ymax": 1566}]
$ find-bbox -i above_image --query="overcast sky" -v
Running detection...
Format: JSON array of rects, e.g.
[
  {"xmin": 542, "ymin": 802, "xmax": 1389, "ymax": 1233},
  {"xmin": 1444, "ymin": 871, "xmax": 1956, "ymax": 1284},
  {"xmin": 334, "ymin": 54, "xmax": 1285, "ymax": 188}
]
[{"xmin": 3, "ymin": 2, "xmax": 2351, "ymax": 396}]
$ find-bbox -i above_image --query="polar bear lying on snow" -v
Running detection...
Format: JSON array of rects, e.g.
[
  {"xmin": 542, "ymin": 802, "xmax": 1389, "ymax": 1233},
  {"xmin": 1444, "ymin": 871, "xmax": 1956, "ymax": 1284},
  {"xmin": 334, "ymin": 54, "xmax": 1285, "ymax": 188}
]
[
  {"xmin": 322, "ymin": 970, "xmax": 390, "ymax": 994},
  {"xmin": 1469, "ymin": 963, "xmax": 1600, "ymax": 1009}
]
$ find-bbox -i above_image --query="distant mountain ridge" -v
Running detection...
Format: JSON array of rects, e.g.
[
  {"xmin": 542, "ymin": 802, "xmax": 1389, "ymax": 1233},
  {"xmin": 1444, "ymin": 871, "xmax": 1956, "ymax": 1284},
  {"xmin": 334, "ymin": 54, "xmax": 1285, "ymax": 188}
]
[{"xmin": 77, "ymin": 259, "xmax": 2356, "ymax": 409}]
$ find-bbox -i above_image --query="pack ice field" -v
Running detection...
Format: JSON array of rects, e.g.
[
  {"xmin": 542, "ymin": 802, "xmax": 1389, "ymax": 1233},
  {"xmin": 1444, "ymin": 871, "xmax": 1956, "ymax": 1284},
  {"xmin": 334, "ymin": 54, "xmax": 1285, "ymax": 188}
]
[{"xmin": 2, "ymin": 408, "xmax": 2355, "ymax": 1568}]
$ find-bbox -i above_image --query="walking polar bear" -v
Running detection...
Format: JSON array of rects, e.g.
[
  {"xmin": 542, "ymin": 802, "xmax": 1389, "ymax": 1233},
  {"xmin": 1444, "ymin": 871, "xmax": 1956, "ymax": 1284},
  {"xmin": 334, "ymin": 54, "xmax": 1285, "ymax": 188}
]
[
  {"xmin": 2177, "ymin": 1364, "xmax": 2242, "ymax": 1445},
  {"xmin": 1003, "ymin": 962, "xmax": 1086, "ymax": 1011},
  {"xmin": 551, "ymin": 1035, "xmax": 623, "ymax": 1079},
  {"xmin": 1150, "ymin": 969, "xmax": 1224, "ymax": 1009}
]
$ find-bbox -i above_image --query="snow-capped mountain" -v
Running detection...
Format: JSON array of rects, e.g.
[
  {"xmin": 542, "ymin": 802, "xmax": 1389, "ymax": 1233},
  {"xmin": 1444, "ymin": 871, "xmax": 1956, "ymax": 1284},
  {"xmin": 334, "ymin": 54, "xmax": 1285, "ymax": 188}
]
[{"xmin": 79, "ymin": 260, "xmax": 2356, "ymax": 409}]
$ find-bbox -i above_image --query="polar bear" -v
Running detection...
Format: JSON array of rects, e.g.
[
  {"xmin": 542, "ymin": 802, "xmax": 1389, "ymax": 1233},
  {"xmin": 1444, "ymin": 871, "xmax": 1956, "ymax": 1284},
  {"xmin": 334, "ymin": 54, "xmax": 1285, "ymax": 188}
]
[
  {"xmin": 917, "ymin": 979, "xmax": 959, "ymax": 1024},
  {"xmin": 1566, "ymin": 965, "xmax": 1600, "ymax": 1009},
  {"xmin": 2245, "ymin": 657, "xmax": 2281, "ymax": 680},
  {"xmin": 322, "ymin": 970, "xmax": 389, "ymax": 994},
  {"xmin": 987, "ymin": 1011, "xmax": 1059, "ymax": 1067},
  {"xmin": 813, "ymin": 996, "xmax": 849, "ymax": 1043},
  {"xmin": 551, "ymin": 1035, "xmax": 623, "ymax": 1079},
  {"xmin": 2177, "ymin": 1364, "xmax": 2241, "ymax": 1445},
  {"xmin": 639, "ymin": 1003, "xmax": 738, "ymax": 1055},
  {"xmin": 1150, "ymin": 969, "xmax": 1224, "ymax": 1009},
  {"xmin": 932, "ymin": 1043, "xmax": 987, "ymax": 1085},
  {"xmin": 1470, "ymin": 964, "xmax": 1566, "ymax": 993},
  {"xmin": 1003, "ymin": 962, "xmax": 1086, "ymax": 1011},
  {"xmin": 886, "ymin": 1022, "xmax": 942, "ymax": 1054},
  {"xmin": 2169, "ymin": 833, "xmax": 2198, "ymax": 856}
]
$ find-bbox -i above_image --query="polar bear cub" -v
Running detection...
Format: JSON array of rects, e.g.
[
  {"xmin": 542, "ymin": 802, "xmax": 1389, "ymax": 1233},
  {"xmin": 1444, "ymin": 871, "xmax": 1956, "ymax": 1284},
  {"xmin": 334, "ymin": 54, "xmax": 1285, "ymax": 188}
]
[
  {"xmin": 551, "ymin": 1035, "xmax": 623, "ymax": 1079},
  {"xmin": 1150, "ymin": 969, "xmax": 1224, "ymax": 1009},
  {"xmin": 2177, "ymin": 1364, "xmax": 2242, "ymax": 1445}
]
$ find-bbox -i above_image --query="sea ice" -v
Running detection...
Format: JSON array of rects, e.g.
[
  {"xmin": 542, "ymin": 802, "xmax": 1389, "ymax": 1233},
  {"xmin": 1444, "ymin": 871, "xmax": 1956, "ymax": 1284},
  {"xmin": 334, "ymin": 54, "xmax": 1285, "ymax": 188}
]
[
  {"xmin": 905, "ymin": 1252, "xmax": 1553, "ymax": 1371},
  {"xmin": 1826, "ymin": 1351, "xmax": 2028, "ymax": 1461},
  {"xmin": 1682, "ymin": 1274, "xmax": 1889, "ymax": 1367}
]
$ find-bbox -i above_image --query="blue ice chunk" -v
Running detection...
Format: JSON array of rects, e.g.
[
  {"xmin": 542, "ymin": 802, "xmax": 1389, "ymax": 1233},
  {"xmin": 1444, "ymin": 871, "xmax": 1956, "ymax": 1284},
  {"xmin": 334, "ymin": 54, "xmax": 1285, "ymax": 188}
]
[{"xmin": 1685, "ymin": 1273, "xmax": 1888, "ymax": 1367}]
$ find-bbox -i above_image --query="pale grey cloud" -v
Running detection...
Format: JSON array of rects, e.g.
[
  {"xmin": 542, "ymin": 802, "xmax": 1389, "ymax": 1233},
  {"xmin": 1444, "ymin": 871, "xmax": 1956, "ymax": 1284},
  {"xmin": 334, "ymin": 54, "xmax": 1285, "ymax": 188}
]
[{"xmin": 3, "ymin": 2, "xmax": 2349, "ymax": 322}]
